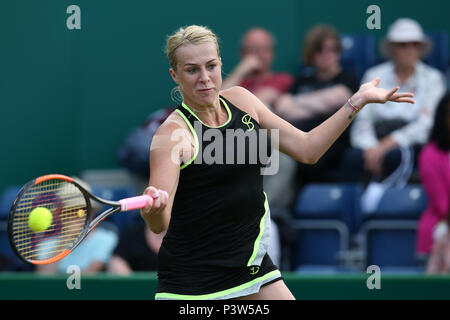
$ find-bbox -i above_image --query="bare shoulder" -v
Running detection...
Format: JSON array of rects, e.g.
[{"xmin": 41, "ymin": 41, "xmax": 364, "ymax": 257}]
[
  {"xmin": 151, "ymin": 110, "xmax": 193, "ymax": 150},
  {"xmin": 220, "ymin": 86, "xmax": 260, "ymax": 123},
  {"xmin": 157, "ymin": 110, "xmax": 189, "ymax": 136}
]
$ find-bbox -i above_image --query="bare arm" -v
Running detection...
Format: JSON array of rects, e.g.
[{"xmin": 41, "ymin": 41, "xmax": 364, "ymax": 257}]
[
  {"xmin": 140, "ymin": 116, "xmax": 188, "ymax": 234},
  {"xmin": 275, "ymin": 85, "xmax": 353, "ymax": 120},
  {"xmin": 295, "ymin": 84, "xmax": 353, "ymax": 113},
  {"xmin": 223, "ymin": 78, "xmax": 414, "ymax": 165}
]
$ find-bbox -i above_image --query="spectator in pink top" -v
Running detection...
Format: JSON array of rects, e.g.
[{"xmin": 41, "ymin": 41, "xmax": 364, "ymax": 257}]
[
  {"xmin": 416, "ymin": 92, "xmax": 450, "ymax": 255},
  {"xmin": 222, "ymin": 27, "xmax": 293, "ymax": 107}
]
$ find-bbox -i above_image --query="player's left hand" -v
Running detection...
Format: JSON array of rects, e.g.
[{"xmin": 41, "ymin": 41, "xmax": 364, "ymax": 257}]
[{"xmin": 353, "ymin": 77, "xmax": 415, "ymax": 108}]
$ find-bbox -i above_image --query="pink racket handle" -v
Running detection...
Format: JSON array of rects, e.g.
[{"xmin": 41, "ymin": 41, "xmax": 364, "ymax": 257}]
[{"xmin": 119, "ymin": 195, "xmax": 153, "ymax": 211}]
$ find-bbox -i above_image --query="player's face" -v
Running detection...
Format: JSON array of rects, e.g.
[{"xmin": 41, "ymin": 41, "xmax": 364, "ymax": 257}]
[{"xmin": 170, "ymin": 42, "xmax": 222, "ymax": 107}]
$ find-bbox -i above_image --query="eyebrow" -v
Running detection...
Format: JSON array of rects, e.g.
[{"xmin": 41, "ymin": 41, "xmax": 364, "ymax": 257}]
[{"xmin": 183, "ymin": 59, "xmax": 217, "ymax": 67}]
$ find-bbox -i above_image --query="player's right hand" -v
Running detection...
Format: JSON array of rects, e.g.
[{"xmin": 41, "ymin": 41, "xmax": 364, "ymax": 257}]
[{"xmin": 140, "ymin": 186, "xmax": 169, "ymax": 218}]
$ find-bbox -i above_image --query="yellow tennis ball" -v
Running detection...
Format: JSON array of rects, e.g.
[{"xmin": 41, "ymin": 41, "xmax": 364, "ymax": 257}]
[
  {"xmin": 28, "ymin": 207, "xmax": 53, "ymax": 233},
  {"xmin": 77, "ymin": 209, "xmax": 85, "ymax": 218}
]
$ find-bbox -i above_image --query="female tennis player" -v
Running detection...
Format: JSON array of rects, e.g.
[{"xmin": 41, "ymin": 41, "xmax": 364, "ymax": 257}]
[{"xmin": 140, "ymin": 25, "xmax": 414, "ymax": 300}]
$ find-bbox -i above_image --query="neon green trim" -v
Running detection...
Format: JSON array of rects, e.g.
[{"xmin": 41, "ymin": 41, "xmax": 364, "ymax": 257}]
[
  {"xmin": 181, "ymin": 98, "xmax": 232, "ymax": 128},
  {"xmin": 155, "ymin": 270, "xmax": 281, "ymax": 300},
  {"xmin": 175, "ymin": 109, "xmax": 199, "ymax": 170},
  {"xmin": 247, "ymin": 192, "xmax": 269, "ymax": 266}
]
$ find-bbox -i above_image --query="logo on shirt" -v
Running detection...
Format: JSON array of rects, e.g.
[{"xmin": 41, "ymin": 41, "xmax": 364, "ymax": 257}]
[
  {"xmin": 249, "ymin": 266, "xmax": 260, "ymax": 275},
  {"xmin": 170, "ymin": 120, "xmax": 281, "ymax": 176},
  {"xmin": 241, "ymin": 114, "xmax": 254, "ymax": 132}
]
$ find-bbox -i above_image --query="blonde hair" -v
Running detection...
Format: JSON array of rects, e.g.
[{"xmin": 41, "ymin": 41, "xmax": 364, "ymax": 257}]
[{"xmin": 166, "ymin": 25, "xmax": 221, "ymax": 70}]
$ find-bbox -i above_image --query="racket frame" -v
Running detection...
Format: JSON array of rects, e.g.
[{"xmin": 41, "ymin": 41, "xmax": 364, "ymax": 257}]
[{"xmin": 8, "ymin": 174, "xmax": 126, "ymax": 265}]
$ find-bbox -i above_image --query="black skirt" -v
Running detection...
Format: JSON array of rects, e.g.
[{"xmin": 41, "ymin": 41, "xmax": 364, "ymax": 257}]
[{"xmin": 155, "ymin": 254, "xmax": 282, "ymax": 300}]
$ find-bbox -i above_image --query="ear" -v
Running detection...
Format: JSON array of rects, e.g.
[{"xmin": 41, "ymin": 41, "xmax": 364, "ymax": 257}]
[{"xmin": 169, "ymin": 68, "xmax": 179, "ymax": 84}]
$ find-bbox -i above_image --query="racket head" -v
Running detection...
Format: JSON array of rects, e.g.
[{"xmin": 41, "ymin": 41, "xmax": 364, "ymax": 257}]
[{"xmin": 8, "ymin": 174, "xmax": 92, "ymax": 265}]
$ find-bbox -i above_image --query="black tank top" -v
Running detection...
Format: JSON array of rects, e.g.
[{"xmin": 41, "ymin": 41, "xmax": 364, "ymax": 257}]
[{"xmin": 158, "ymin": 96, "xmax": 272, "ymax": 270}]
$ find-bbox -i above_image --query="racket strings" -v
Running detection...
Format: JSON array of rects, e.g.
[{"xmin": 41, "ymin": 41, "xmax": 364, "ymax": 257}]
[{"xmin": 10, "ymin": 179, "xmax": 88, "ymax": 262}]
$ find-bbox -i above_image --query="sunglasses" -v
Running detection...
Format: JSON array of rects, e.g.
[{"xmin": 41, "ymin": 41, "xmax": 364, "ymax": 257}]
[
  {"xmin": 393, "ymin": 42, "xmax": 422, "ymax": 48},
  {"xmin": 316, "ymin": 45, "xmax": 340, "ymax": 54}
]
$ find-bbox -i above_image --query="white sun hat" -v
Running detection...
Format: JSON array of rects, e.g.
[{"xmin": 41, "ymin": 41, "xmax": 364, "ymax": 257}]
[{"xmin": 380, "ymin": 18, "xmax": 433, "ymax": 58}]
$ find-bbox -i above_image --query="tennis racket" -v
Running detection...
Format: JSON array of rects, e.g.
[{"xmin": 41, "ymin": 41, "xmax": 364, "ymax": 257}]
[{"xmin": 8, "ymin": 174, "xmax": 153, "ymax": 265}]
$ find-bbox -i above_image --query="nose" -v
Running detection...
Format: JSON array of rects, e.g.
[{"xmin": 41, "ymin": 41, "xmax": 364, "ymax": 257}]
[{"xmin": 199, "ymin": 67, "xmax": 210, "ymax": 83}]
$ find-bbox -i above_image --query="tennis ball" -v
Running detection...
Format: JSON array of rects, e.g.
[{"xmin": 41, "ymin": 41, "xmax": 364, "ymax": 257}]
[
  {"xmin": 77, "ymin": 209, "xmax": 85, "ymax": 218},
  {"xmin": 28, "ymin": 207, "xmax": 53, "ymax": 233}
]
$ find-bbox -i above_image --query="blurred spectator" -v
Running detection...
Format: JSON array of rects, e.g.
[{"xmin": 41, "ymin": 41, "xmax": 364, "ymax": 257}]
[
  {"xmin": 222, "ymin": 27, "xmax": 293, "ymax": 106},
  {"xmin": 108, "ymin": 222, "xmax": 165, "ymax": 274},
  {"xmin": 36, "ymin": 226, "xmax": 118, "ymax": 274},
  {"xmin": 269, "ymin": 24, "xmax": 359, "ymax": 199},
  {"xmin": 426, "ymin": 211, "xmax": 450, "ymax": 274},
  {"xmin": 340, "ymin": 18, "xmax": 446, "ymax": 189},
  {"xmin": 275, "ymin": 24, "xmax": 359, "ymax": 125},
  {"xmin": 117, "ymin": 107, "xmax": 175, "ymax": 181},
  {"xmin": 36, "ymin": 179, "xmax": 118, "ymax": 274},
  {"xmin": 117, "ymin": 107, "xmax": 175, "ymax": 198},
  {"xmin": 416, "ymin": 92, "xmax": 450, "ymax": 257}
]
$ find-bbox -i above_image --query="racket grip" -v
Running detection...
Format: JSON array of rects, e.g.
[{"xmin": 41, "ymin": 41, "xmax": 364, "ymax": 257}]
[{"xmin": 119, "ymin": 195, "xmax": 153, "ymax": 211}]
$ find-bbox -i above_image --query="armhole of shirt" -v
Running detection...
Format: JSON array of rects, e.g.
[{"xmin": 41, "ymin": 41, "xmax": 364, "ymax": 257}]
[{"xmin": 174, "ymin": 109, "xmax": 199, "ymax": 170}]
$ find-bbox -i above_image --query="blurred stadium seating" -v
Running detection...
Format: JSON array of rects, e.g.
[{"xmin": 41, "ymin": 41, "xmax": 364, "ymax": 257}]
[
  {"xmin": 290, "ymin": 183, "xmax": 428, "ymax": 274},
  {"xmin": 357, "ymin": 184, "xmax": 427, "ymax": 273},
  {"xmin": 291, "ymin": 183, "xmax": 363, "ymax": 273},
  {"xmin": 424, "ymin": 31, "xmax": 449, "ymax": 73},
  {"xmin": 0, "ymin": 185, "xmax": 34, "ymax": 271},
  {"xmin": 293, "ymin": 183, "xmax": 363, "ymax": 236},
  {"xmin": 340, "ymin": 33, "xmax": 376, "ymax": 81}
]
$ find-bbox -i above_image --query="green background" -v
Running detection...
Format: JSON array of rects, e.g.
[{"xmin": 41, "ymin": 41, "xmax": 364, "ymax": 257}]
[
  {"xmin": 1, "ymin": 0, "xmax": 449, "ymax": 192},
  {"xmin": 1, "ymin": 272, "xmax": 450, "ymax": 299}
]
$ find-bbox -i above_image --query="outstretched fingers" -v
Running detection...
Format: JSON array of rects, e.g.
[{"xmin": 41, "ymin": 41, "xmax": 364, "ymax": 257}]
[
  {"xmin": 385, "ymin": 86, "xmax": 399, "ymax": 99},
  {"xmin": 393, "ymin": 97, "xmax": 415, "ymax": 103},
  {"xmin": 390, "ymin": 92, "xmax": 415, "ymax": 103}
]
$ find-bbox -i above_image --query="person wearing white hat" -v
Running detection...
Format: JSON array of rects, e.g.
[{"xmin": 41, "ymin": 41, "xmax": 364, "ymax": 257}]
[{"xmin": 340, "ymin": 18, "xmax": 446, "ymax": 186}]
